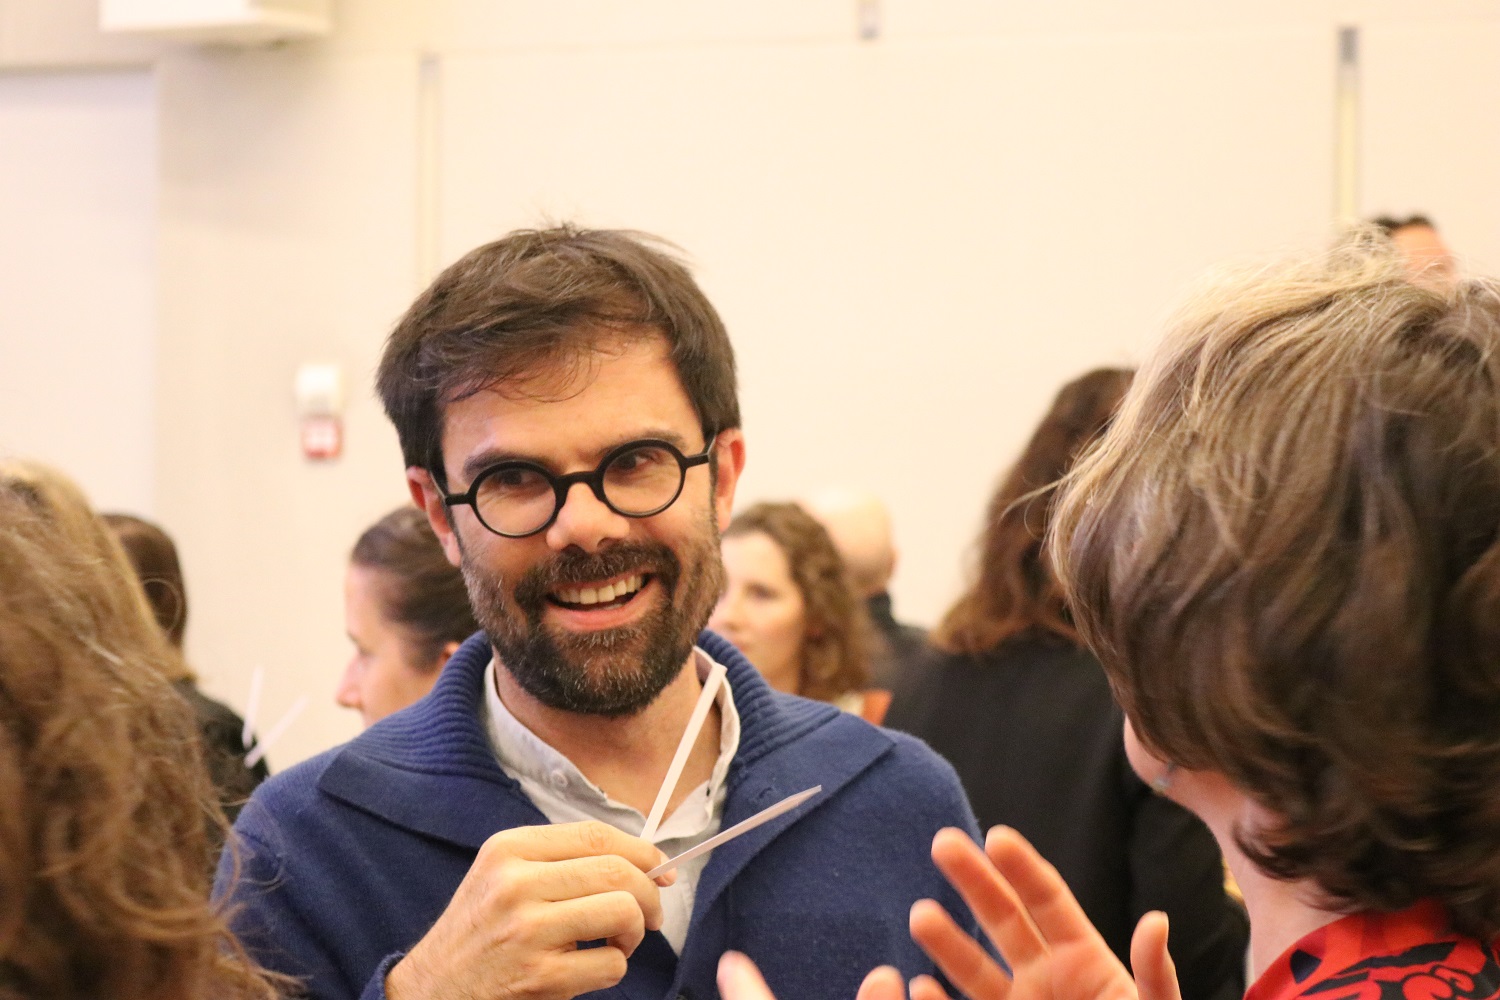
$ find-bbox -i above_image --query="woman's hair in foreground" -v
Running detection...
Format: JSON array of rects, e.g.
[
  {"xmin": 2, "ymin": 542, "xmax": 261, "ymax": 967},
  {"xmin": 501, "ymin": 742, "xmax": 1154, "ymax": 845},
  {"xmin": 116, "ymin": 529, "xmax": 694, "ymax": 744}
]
[
  {"xmin": 101, "ymin": 513, "xmax": 190, "ymax": 650},
  {"xmin": 932, "ymin": 368, "xmax": 1133, "ymax": 656},
  {"xmin": 1050, "ymin": 232, "xmax": 1500, "ymax": 935},
  {"xmin": 0, "ymin": 492, "xmax": 277, "ymax": 998},
  {"xmin": 724, "ymin": 502, "xmax": 872, "ymax": 701},
  {"xmin": 351, "ymin": 506, "xmax": 478, "ymax": 669}
]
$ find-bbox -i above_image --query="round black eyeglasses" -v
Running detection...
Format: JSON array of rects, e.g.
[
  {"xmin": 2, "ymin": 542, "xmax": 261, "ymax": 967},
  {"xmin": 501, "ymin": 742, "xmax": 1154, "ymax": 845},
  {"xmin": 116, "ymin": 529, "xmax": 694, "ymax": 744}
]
[{"xmin": 441, "ymin": 435, "xmax": 717, "ymax": 538}]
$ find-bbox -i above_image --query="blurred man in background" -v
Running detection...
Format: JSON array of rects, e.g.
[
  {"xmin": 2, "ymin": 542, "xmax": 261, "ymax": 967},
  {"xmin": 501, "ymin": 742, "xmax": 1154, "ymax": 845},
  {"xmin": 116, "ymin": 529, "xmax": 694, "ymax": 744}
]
[
  {"xmin": 804, "ymin": 489, "xmax": 928, "ymax": 693},
  {"xmin": 1373, "ymin": 214, "xmax": 1458, "ymax": 288}
]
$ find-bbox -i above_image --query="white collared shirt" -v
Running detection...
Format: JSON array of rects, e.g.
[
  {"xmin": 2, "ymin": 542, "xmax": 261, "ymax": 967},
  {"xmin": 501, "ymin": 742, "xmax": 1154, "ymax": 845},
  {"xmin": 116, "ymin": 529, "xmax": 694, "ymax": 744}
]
[{"xmin": 482, "ymin": 649, "xmax": 741, "ymax": 953}]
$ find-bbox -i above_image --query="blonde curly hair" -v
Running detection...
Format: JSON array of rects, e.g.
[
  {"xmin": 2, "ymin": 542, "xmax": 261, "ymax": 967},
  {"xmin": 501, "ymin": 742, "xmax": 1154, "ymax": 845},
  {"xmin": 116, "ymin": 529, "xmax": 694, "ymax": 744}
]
[{"xmin": 0, "ymin": 464, "xmax": 278, "ymax": 1000}]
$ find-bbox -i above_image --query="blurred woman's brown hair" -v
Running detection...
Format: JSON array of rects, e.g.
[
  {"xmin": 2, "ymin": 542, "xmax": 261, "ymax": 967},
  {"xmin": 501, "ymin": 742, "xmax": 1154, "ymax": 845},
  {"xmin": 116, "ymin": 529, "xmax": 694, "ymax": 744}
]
[
  {"xmin": 0, "ymin": 485, "xmax": 278, "ymax": 999},
  {"xmin": 350, "ymin": 506, "xmax": 478, "ymax": 671},
  {"xmin": 101, "ymin": 512, "xmax": 190, "ymax": 650},
  {"xmin": 97, "ymin": 508, "xmax": 270, "ymax": 821},
  {"xmin": 722, "ymin": 502, "xmax": 872, "ymax": 702},
  {"xmin": 1052, "ymin": 235, "xmax": 1500, "ymax": 937},
  {"xmin": 932, "ymin": 368, "xmax": 1133, "ymax": 656}
]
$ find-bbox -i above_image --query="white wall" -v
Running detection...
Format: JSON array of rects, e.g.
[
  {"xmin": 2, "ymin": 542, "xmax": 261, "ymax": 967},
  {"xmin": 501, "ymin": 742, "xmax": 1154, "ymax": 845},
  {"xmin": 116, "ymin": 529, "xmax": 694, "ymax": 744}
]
[
  {"xmin": 3, "ymin": 0, "xmax": 1498, "ymax": 768},
  {"xmin": 1361, "ymin": 18, "xmax": 1500, "ymax": 275},
  {"xmin": 439, "ymin": 27, "xmax": 1336, "ymax": 631},
  {"xmin": 0, "ymin": 68, "xmax": 158, "ymax": 513}
]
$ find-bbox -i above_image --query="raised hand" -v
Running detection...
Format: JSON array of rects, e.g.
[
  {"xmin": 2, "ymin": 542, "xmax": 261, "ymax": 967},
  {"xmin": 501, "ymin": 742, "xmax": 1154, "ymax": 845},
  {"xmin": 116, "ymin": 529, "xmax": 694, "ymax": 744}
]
[
  {"xmin": 907, "ymin": 826, "xmax": 1182, "ymax": 1000},
  {"xmin": 386, "ymin": 821, "xmax": 673, "ymax": 1000}
]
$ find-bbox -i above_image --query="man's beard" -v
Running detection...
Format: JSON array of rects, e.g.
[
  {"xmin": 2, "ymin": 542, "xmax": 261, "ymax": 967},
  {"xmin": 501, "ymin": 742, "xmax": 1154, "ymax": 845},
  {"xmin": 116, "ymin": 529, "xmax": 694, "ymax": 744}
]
[{"xmin": 462, "ymin": 522, "xmax": 725, "ymax": 718}]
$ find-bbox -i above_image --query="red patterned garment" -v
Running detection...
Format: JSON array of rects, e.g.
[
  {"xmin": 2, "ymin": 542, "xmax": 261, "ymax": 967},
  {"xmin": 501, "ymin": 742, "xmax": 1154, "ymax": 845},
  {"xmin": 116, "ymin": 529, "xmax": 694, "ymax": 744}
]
[{"xmin": 1247, "ymin": 900, "xmax": 1500, "ymax": 1000}]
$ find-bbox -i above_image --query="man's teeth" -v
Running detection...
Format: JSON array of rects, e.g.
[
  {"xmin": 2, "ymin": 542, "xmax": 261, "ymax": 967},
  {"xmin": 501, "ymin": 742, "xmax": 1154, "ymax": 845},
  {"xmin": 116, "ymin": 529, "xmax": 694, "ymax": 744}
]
[{"xmin": 555, "ymin": 574, "xmax": 644, "ymax": 606}]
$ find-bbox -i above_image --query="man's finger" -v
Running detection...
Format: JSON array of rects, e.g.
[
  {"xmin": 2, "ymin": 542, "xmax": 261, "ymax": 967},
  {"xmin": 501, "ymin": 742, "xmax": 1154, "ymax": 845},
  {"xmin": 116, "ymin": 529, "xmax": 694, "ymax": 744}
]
[
  {"xmin": 480, "ymin": 821, "xmax": 668, "ymax": 872},
  {"xmin": 984, "ymin": 826, "xmax": 1110, "ymax": 953},
  {"xmin": 1130, "ymin": 912, "xmax": 1183, "ymax": 1000},
  {"xmin": 527, "ymin": 854, "xmax": 666, "ymax": 931},
  {"xmin": 545, "ymin": 945, "xmax": 632, "ymax": 998},
  {"xmin": 910, "ymin": 898, "xmax": 1013, "ymax": 1000},
  {"xmin": 930, "ymin": 827, "xmax": 1048, "ymax": 968},
  {"xmin": 857, "ymin": 966, "xmax": 908, "ymax": 1000},
  {"xmin": 534, "ymin": 890, "xmax": 648, "ymax": 956},
  {"xmin": 717, "ymin": 951, "xmax": 777, "ymax": 1000}
]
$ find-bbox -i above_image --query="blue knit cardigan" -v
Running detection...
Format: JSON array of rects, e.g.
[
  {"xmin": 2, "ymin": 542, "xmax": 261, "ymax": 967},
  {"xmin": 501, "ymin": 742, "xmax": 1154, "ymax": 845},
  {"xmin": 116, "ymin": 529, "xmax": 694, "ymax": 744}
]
[{"xmin": 217, "ymin": 630, "xmax": 980, "ymax": 1000}]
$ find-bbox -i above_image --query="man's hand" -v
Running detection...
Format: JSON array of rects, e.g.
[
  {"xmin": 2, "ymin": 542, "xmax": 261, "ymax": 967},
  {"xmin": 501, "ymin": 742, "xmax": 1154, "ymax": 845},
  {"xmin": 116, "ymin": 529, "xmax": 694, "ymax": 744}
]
[
  {"xmin": 905, "ymin": 826, "xmax": 1181, "ymax": 1000},
  {"xmin": 386, "ymin": 821, "xmax": 673, "ymax": 1000}
]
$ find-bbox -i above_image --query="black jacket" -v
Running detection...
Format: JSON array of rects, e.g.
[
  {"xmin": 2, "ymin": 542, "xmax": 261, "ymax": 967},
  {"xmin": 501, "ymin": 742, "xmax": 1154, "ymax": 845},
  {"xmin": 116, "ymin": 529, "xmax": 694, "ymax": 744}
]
[
  {"xmin": 866, "ymin": 592, "xmax": 928, "ymax": 691},
  {"xmin": 885, "ymin": 635, "xmax": 1248, "ymax": 1000},
  {"xmin": 174, "ymin": 679, "xmax": 269, "ymax": 823}
]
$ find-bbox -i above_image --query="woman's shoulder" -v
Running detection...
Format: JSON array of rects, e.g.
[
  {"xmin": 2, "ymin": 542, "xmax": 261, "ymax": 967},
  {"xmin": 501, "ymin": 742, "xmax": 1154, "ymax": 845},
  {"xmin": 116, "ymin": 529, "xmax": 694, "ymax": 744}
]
[{"xmin": 1247, "ymin": 902, "xmax": 1500, "ymax": 1000}]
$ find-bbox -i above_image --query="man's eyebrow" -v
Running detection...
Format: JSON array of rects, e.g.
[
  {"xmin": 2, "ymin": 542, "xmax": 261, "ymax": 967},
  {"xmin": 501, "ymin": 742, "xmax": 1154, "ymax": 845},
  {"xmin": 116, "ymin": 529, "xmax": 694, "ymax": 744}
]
[{"xmin": 456, "ymin": 428, "xmax": 694, "ymax": 484}]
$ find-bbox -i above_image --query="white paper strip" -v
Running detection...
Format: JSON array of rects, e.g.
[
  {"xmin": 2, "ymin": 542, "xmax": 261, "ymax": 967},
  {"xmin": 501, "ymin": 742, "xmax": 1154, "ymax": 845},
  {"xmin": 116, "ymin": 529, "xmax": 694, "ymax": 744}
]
[
  {"xmin": 640, "ymin": 662, "xmax": 726, "ymax": 842},
  {"xmin": 241, "ymin": 665, "xmax": 264, "ymax": 749},
  {"xmin": 244, "ymin": 694, "xmax": 307, "ymax": 770},
  {"xmin": 647, "ymin": 785, "xmax": 822, "ymax": 879}
]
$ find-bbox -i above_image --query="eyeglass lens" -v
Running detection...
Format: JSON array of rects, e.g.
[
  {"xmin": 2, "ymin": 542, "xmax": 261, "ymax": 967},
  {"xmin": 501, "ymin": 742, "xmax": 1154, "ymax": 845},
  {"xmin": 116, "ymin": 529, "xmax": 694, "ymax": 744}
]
[{"xmin": 474, "ymin": 442, "xmax": 688, "ymax": 535}]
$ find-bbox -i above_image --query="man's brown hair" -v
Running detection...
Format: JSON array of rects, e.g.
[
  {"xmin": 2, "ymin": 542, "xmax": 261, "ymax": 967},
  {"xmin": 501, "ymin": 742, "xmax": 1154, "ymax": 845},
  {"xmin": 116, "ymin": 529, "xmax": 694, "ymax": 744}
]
[
  {"xmin": 1050, "ymin": 233, "xmax": 1500, "ymax": 935},
  {"xmin": 376, "ymin": 225, "xmax": 739, "ymax": 485},
  {"xmin": 932, "ymin": 368, "xmax": 1132, "ymax": 656},
  {"xmin": 724, "ymin": 502, "xmax": 873, "ymax": 702}
]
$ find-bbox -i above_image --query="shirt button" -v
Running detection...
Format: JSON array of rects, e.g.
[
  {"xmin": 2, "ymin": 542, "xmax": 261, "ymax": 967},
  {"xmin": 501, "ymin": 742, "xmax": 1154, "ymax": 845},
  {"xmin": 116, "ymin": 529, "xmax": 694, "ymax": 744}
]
[{"xmin": 548, "ymin": 770, "xmax": 568, "ymax": 790}]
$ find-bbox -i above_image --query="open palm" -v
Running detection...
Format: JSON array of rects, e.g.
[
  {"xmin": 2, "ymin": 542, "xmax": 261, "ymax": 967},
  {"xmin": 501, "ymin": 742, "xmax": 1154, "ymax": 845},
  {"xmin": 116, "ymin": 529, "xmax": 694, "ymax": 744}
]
[
  {"xmin": 907, "ymin": 827, "xmax": 1179, "ymax": 1000},
  {"xmin": 716, "ymin": 826, "xmax": 1181, "ymax": 1000}
]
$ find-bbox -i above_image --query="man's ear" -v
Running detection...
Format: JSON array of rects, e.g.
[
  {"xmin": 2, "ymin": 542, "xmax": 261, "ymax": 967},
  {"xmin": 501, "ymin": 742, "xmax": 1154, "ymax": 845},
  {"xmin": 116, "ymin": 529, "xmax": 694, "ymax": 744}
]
[
  {"xmin": 712, "ymin": 429, "xmax": 747, "ymax": 532},
  {"xmin": 407, "ymin": 467, "xmax": 463, "ymax": 568}
]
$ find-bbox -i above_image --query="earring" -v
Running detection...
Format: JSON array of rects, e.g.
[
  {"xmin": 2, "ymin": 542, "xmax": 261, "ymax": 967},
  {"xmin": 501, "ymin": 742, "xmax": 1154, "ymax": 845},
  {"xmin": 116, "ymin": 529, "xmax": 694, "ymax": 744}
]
[{"xmin": 1150, "ymin": 763, "xmax": 1178, "ymax": 794}]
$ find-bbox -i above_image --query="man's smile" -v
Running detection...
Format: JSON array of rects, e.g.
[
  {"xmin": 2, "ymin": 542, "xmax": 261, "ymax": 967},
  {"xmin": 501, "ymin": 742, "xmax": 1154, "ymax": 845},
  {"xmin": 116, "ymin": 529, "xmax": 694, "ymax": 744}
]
[
  {"xmin": 541, "ymin": 571, "xmax": 665, "ymax": 632},
  {"xmin": 548, "ymin": 571, "xmax": 649, "ymax": 610}
]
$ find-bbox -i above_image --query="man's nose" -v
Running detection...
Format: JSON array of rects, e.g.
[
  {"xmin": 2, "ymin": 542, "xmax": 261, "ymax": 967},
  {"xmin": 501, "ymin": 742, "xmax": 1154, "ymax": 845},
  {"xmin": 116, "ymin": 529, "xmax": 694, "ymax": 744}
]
[{"xmin": 544, "ymin": 480, "xmax": 631, "ymax": 552}]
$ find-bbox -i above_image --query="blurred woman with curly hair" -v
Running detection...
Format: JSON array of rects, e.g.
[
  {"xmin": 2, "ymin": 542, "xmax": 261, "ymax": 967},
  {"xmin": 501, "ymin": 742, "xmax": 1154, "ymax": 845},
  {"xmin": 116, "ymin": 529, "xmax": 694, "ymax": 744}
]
[
  {"xmin": 710, "ymin": 501, "xmax": 883, "ymax": 720},
  {"xmin": 0, "ymin": 463, "xmax": 278, "ymax": 1000}
]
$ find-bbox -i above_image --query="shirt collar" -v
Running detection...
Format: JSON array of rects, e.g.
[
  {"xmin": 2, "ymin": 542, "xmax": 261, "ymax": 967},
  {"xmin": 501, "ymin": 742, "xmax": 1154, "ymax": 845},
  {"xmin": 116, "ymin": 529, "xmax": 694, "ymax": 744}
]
[{"xmin": 483, "ymin": 648, "xmax": 741, "ymax": 833}]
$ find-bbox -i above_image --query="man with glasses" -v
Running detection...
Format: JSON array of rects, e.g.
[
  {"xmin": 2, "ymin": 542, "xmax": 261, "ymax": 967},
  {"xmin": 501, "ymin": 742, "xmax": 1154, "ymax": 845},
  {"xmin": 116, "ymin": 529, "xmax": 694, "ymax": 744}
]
[{"xmin": 217, "ymin": 226, "xmax": 979, "ymax": 1000}]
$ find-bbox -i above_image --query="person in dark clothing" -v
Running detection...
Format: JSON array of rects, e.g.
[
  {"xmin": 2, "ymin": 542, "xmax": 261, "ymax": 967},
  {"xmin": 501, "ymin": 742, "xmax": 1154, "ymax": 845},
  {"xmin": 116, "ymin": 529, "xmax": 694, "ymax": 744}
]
[
  {"xmin": 865, "ymin": 591, "xmax": 926, "ymax": 686},
  {"xmin": 884, "ymin": 368, "xmax": 1248, "ymax": 1000},
  {"xmin": 103, "ymin": 512, "xmax": 269, "ymax": 822}
]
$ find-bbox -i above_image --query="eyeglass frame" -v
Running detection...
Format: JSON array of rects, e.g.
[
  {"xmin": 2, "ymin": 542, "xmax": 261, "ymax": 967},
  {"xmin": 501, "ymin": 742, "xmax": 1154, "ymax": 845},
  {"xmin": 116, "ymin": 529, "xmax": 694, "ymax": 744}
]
[{"xmin": 439, "ymin": 433, "xmax": 719, "ymax": 539}]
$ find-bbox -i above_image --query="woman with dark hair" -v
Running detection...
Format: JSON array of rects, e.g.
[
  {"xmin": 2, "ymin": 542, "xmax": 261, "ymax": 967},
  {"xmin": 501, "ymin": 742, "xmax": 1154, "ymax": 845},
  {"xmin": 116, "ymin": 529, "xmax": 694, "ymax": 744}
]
[
  {"xmin": 709, "ymin": 501, "xmax": 885, "ymax": 721},
  {"xmin": 337, "ymin": 506, "xmax": 478, "ymax": 727},
  {"xmin": 101, "ymin": 511, "xmax": 269, "ymax": 821},
  {"xmin": 884, "ymin": 369, "xmax": 1249, "ymax": 1000},
  {"xmin": 0, "ymin": 474, "xmax": 280, "ymax": 999}
]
